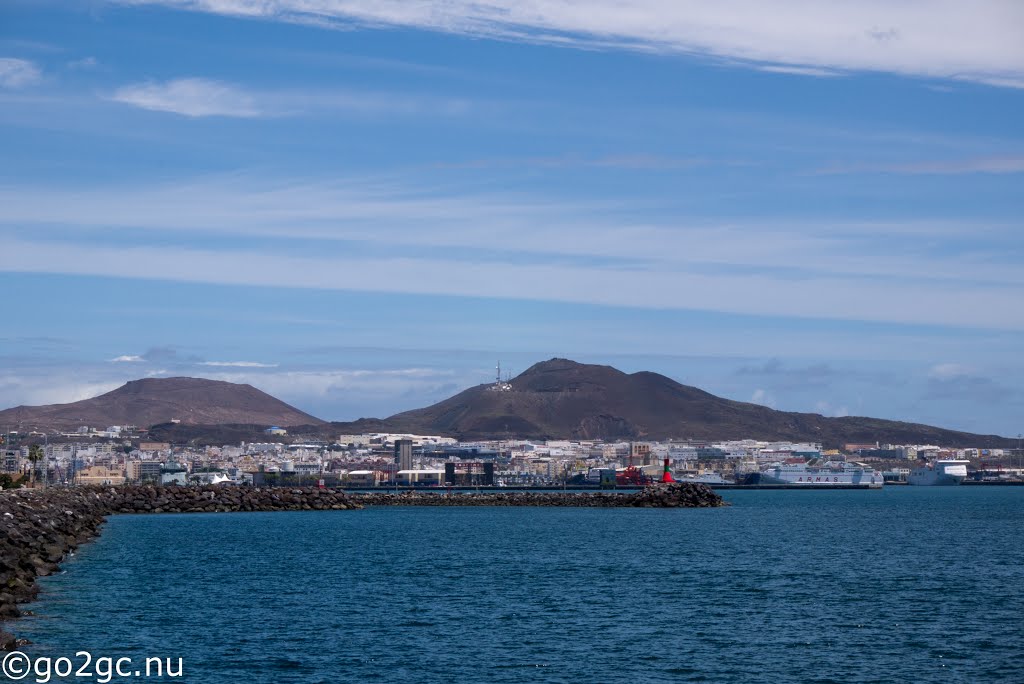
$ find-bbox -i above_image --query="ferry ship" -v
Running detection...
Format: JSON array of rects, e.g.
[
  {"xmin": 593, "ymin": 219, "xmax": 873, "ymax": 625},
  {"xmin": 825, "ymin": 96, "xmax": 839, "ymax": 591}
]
[
  {"xmin": 907, "ymin": 459, "xmax": 968, "ymax": 486},
  {"xmin": 743, "ymin": 461, "xmax": 884, "ymax": 488}
]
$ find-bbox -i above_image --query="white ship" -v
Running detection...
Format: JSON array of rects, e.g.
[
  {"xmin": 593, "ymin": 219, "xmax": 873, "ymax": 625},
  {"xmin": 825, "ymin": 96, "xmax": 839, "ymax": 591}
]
[
  {"xmin": 907, "ymin": 459, "xmax": 968, "ymax": 486},
  {"xmin": 747, "ymin": 461, "xmax": 884, "ymax": 488}
]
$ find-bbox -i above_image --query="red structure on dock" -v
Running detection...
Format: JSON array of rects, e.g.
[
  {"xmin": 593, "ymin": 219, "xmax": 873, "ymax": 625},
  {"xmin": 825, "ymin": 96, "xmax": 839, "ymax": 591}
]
[{"xmin": 661, "ymin": 457, "xmax": 675, "ymax": 483}]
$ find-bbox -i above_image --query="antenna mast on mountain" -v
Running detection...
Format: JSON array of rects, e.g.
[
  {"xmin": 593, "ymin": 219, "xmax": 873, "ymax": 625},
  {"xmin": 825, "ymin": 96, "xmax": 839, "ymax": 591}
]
[{"xmin": 490, "ymin": 361, "xmax": 512, "ymax": 392}]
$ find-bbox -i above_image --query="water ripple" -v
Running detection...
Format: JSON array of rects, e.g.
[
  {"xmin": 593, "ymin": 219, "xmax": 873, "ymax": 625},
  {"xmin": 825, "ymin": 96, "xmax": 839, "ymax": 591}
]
[{"xmin": 17, "ymin": 487, "xmax": 1024, "ymax": 683}]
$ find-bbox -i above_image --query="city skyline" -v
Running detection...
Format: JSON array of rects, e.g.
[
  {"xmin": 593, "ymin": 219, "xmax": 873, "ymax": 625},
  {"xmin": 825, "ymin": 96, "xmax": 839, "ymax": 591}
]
[{"xmin": 2, "ymin": 1, "xmax": 1023, "ymax": 434}]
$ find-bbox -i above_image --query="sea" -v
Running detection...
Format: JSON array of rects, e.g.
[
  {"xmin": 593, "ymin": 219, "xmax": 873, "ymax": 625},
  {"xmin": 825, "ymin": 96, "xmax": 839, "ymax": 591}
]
[{"xmin": 17, "ymin": 487, "xmax": 1024, "ymax": 683}]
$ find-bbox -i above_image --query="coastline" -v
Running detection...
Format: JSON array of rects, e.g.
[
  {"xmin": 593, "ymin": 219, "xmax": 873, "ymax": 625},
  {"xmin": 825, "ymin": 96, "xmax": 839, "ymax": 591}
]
[
  {"xmin": 0, "ymin": 485, "xmax": 363, "ymax": 650},
  {"xmin": 1, "ymin": 482, "xmax": 722, "ymax": 649}
]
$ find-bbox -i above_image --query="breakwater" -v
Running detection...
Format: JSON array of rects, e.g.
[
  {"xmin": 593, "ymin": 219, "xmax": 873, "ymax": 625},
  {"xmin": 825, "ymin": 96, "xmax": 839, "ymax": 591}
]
[
  {"xmin": 1, "ymin": 482, "xmax": 721, "ymax": 650},
  {"xmin": 354, "ymin": 482, "xmax": 725, "ymax": 508},
  {"xmin": 0, "ymin": 485, "xmax": 363, "ymax": 649}
]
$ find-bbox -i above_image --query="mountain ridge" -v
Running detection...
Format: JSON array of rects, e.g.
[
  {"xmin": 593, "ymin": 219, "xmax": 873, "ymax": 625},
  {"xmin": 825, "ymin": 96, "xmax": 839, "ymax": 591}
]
[
  {"xmin": 365, "ymin": 358, "xmax": 1012, "ymax": 447},
  {"xmin": 0, "ymin": 361, "xmax": 1013, "ymax": 448},
  {"xmin": 0, "ymin": 377, "xmax": 323, "ymax": 430}
]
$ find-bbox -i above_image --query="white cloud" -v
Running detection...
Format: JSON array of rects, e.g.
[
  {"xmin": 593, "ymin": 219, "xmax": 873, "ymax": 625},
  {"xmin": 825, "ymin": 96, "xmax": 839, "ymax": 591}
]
[
  {"xmin": 111, "ymin": 354, "xmax": 144, "ymax": 362},
  {"xmin": 0, "ymin": 171, "xmax": 1023, "ymax": 330},
  {"xmin": 7, "ymin": 230, "xmax": 1021, "ymax": 331},
  {"xmin": 814, "ymin": 399, "xmax": 850, "ymax": 418},
  {"xmin": 276, "ymin": 89, "xmax": 471, "ymax": 116},
  {"xmin": 433, "ymin": 154, "xmax": 712, "ymax": 170},
  {"xmin": 893, "ymin": 157, "xmax": 1024, "ymax": 174},
  {"xmin": 0, "ymin": 374, "xmax": 123, "ymax": 407},
  {"xmin": 0, "ymin": 363, "xmax": 464, "ymax": 420},
  {"xmin": 203, "ymin": 367, "xmax": 452, "ymax": 396},
  {"xmin": 110, "ymin": 78, "xmax": 262, "ymax": 117},
  {"xmin": 927, "ymin": 363, "xmax": 975, "ymax": 380},
  {"xmin": 0, "ymin": 58, "xmax": 42, "ymax": 88},
  {"xmin": 970, "ymin": 75, "xmax": 1024, "ymax": 90},
  {"xmin": 751, "ymin": 388, "xmax": 775, "ymax": 408},
  {"xmin": 108, "ymin": 76, "xmax": 471, "ymax": 118},
  {"xmin": 198, "ymin": 360, "xmax": 279, "ymax": 367},
  {"xmin": 755, "ymin": 65, "xmax": 841, "ymax": 78},
  {"xmin": 196, "ymin": 367, "xmax": 462, "ymax": 418},
  {"xmin": 114, "ymin": 1, "xmax": 1024, "ymax": 87},
  {"xmin": 820, "ymin": 156, "xmax": 1024, "ymax": 175},
  {"xmin": 1, "ymin": 174, "xmax": 1021, "ymax": 290}
]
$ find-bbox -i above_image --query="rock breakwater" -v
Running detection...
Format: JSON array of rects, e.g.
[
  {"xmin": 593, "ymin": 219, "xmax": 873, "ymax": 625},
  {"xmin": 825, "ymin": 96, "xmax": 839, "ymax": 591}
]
[
  {"xmin": 355, "ymin": 482, "xmax": 726, "ymax": 508},
  {"xmin": 1, "ymin": 482, "xmax": 722, "ymax": 649},
  {"xmin": 1, "ymin": 485, "xmax": 362, "ymax": 649}
]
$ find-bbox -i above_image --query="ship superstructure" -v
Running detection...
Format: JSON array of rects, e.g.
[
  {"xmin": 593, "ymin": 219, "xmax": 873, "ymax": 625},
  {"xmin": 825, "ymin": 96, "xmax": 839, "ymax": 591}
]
[
  {"xmin": 746, "ymin": 460, "xmax": 884, "ymax": 488},
  {"xmin": 907, "ymin": 458, "xmax": 968, "ymax": 486}
]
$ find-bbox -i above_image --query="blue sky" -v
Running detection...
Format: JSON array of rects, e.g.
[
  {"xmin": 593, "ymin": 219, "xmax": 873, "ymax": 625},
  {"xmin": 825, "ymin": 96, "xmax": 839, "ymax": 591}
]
[{"xmin": 1, "ymin": 1, "xmax": 1023, "ymax": 436}]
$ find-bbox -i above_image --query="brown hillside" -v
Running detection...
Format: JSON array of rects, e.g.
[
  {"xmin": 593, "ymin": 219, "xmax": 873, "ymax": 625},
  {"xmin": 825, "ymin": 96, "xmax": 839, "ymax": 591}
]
[
  {"xmin": 0, "ymin": 377, "xmax": 323, "ymax": 430},
  {"xmin": 372, "ymin": 358, "xmax": 1011, "ymax": 447}
]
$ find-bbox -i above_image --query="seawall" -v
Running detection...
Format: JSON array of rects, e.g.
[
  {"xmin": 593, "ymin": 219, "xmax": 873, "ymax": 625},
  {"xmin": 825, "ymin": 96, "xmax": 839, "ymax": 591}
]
[
  {"xmin": 353, "ymin": 482, "xmax": 725, "ymax": 507},
  {"xmin": 0, "ymin": 484, "xmax": 363, "ymax": 649},
  {"xmin": 1, "ymin": 482, "xmax": 722, "ymax": 649}
]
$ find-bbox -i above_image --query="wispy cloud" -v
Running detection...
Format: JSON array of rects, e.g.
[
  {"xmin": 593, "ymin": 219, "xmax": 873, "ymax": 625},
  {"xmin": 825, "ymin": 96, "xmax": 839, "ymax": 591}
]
[
  {"xmin": 0, "ymin": 373, "xmax": 124, "ymax": 407},
  {"xmin": 0, "ymin": 58, "xmax": 42, "ymax": 88},
  {"xmin": 196, "ymin": 366, "xmax": 463, "ymax": 418},
  {"xmin": 737, "ymin": 359, "xmax": 841, "ymax": 388},
  {"xmin": 0, "ymin": 361, "xmax": 460, "ymax": 419},
  {"xmin": 1, "ymin": 174, "xmax": 1021, "ymax": 290},
  {"xmin": 924, "ymin": 363, "xmax": 1019, "ymax": 404},
  {"xmin": 67, "ymin": 56, "xmax": 99, "ymax": 70},
  {"xmin": 4, "ymin": 233, "xmax": 1024, "ymax": 331},
  {"xmin": 754, "ymin": 65, "xmax": 841, "ymax": 78},
  {"xmin": 432, "ymin": 154, "xmax": 715, "ymax": 170},
  {"xmin": 750, "ymin": 388, "xmax": 776, "ymax": 408},
  {"xmin": 113, "ymin": 1, "xmax": 1024, "ymax": 88},
  {"xmin": 110, "ymin": 77, "xmax": 262, "ymax": 117},
  {"xmin": 970, "ymin": 75, "xmax": 1024, "ymax": 90},
  {"xmin": 927, "ymin": 363, "xmax": 977, "ymax": 380},
  {"xmin": 198, "ymin": 360, "xmax": 279, "ymax": 368},
  {"xmin": 108, "ymin": 76, "xmax": 471, "ymax": 118},
  {"xmin": 110, "ymin": 349, "xmax": 277, "ymax": 368},
  {"xmin": 819, "ymin": 156, "xmax": 1024, "ymax": 175},
  {"xmin": 813, "ymin": 400, "xmax": 850, "ymax": 418},
  {"xmin": 110, "ymin": 346, "xmax": 201, "ymax": 364}
]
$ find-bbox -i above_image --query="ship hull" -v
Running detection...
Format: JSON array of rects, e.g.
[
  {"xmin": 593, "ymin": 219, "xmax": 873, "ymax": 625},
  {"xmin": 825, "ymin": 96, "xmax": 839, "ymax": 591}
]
[
  {"xmin": 907, "ymin": 472, "xmax": 966, "ymax": 486},
  {"xmin": 746, "ymin": 466, "xmax": 884, "ymax": 488},
  {"xmin": 908, "ymin": 460, "xmax": 968, "ymax": 486}
]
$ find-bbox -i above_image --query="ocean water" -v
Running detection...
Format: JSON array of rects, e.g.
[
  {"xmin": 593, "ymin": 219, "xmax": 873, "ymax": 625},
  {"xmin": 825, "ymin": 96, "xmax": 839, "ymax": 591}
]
[{"xmin": 18, "ymin": 487, "xmax": 1024, "ymax": 683}]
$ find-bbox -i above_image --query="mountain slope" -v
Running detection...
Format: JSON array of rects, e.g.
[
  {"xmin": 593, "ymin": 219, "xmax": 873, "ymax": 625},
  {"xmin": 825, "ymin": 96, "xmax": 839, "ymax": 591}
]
[
  {"xmin": 375, "ymin": 358, "xmax": 1010, "ymax": 447},
  {"xmin": 0, "ymin": 377, "xmax": 323, "ymax": 429}
]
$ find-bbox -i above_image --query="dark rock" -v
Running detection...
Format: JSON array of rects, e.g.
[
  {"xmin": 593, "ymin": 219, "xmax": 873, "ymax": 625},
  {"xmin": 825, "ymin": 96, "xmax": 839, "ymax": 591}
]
[
  {"xmin": 0, "ymin": 482, "xmax": 723, "ymax": 650},
  {"xmin": 0, "ymin": 484, "xmax": 364, "ymax": 649},
  {"xmin": 349, "ymin": 483, "xmax": 726, "ymax": 509}
]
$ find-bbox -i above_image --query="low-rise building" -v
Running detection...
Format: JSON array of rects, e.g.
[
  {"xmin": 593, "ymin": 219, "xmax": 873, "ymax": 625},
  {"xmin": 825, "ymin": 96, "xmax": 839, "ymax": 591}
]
[
  {"xmin": 76, "ymin": 466, "xmax": 126, "ymax": 486},
  {"xmin": 396, "ymin": 469, "xmax": 445, "ymax": 486},
  {"xmin": 347, "ymin": 470, "xmax": 384, "ymax": 486},
  {"xmin": 126, "ymin": 460, "xmax": 163, "ymax": 482}
]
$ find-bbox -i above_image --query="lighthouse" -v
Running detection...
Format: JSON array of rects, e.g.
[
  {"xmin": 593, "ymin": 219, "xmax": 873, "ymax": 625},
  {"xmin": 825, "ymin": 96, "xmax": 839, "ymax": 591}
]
[{"xmin": 661, "ymin": 456, "xmax": 675, "ymax": 483}]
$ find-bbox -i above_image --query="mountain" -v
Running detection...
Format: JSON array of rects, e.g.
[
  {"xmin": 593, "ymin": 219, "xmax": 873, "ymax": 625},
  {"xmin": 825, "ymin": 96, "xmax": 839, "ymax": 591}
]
[
  {"xmin": 2, "ymin": 362, "xmax": 1010, "ymax": 448},
  {"xmin": 0, "ymin": 377, "xmax": 323, "ymax": 430},
  {"xmin": 358, "ymin": 358, "xmax": 1011, "ymax": 447}
]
